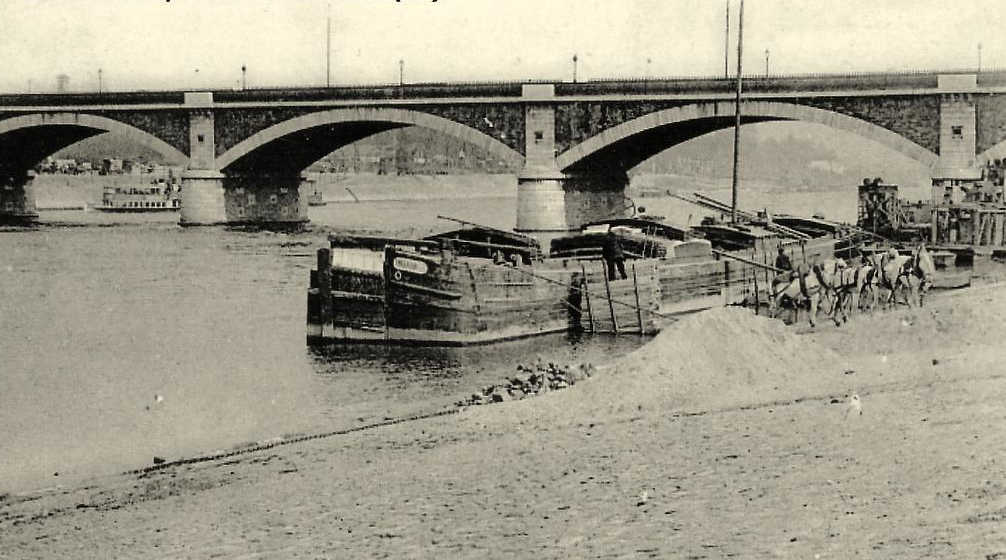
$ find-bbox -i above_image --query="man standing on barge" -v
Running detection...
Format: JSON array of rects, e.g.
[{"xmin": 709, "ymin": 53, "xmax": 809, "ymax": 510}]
[
  {"xmin": 775, "ymin": 245, "xmax": 793, "ymax": 273},
  {"xmin": 772, "ymin": 245, "xmax": 795, "ymax": 292},
  {"xmin": 603, "ymin": 230, "xmax": 627, "ymax": 280}
]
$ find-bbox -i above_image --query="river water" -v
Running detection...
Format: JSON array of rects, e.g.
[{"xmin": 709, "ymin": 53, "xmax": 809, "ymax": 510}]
[
  {"xmin": 1, "ymin": 193, "xmax": 642, "ymax": 493},
  {"xmin": 0, "ymin": 179, "xmax": 919, "ymax": 493}
]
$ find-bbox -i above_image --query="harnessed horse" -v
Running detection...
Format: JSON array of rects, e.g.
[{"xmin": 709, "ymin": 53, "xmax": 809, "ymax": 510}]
[
  {"xmin": 827, "ymin": 259, "xmax": 877, "ymax": 323},
  {"xmin": 869, "ymin": 246, "xmax": 935, "ymax": 309},
  {"xmin": 771, "ymin": 260, "xmax": 845, "ymax": 327}
]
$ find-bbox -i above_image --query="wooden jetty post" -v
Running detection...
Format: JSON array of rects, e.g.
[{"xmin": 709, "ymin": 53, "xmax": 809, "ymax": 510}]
[
  {"xmin": 317, "ymin": 247, "xmax": 333, "ymax": 337},
  {"xmin": 580, "ymin": 263, "xmax": 595, "ymax": 332},
  {"xmin": 632, "ymin": 262, "xmax": 643, "ymax": 332},
  {"xmin": 601, "ymin": 260, "xmax": 619, "ymax": 333}
]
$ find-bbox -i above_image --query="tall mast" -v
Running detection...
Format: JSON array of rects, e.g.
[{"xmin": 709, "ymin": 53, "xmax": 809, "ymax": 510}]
[
  {"xmin": 724, "ymin": 1, "xmax": 730, "ymax": 79},
  {"xmin": 326, "ymin": 7, "xmax": 331, "ymax": 87},
  {"xmin": 731, "ymin": 0, "xmax": 744, "ymax": 224}
]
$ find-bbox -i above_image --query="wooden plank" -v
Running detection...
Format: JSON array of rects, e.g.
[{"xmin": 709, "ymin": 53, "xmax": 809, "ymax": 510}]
[
  {"xmin": 931, "ymin": 208, "xmax": 938, "ymax": 244},
  {"xmin": 580, "ymin": 263, "xmax": 595, "ymax": 333},
  {"xmin": 601, "ymin": 260, "xmax": 619, "ymax": 334},
  {"xmin": 632, "ymin": 262, "xmax": 643, "ymax": 332},
  {"xmin": 317, "ymin": 247, "xmax": 333, "ymax": 331}
]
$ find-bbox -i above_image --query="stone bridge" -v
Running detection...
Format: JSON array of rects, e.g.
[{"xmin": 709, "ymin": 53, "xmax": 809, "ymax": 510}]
[{"xmin": 2, "ymin": 70, "xmax": 1006, "ymax": 231}]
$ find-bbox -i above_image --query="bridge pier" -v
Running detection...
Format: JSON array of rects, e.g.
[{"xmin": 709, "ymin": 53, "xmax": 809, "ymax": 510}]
[
  {"xmin": 179, "ymin": 170, "xmax": 227, "ymax": 225},
  {"xmin": 0, "ymin": 170, "xmax": 39, "ymax": 225},
  {"xmin": 221, "ymin": 174, "xmax": 310, "ymax": 225},
  {"xmin": 931, "ymin": 75, "xmax": 983, "ymax": 204},
  {"xmin": 515, "ymin": 171, "xmax": 630, "ymax": 233},
  {"xmin": 179, "ymin": 91, "xmax": 309, "ymax": 226},
  {"xmin": 515, "ymin": 84, "xmax": 630, "ymax": 234},
  {"xmin": 931, "ymin": 75, "xmax": 981, "ymax": 192}
]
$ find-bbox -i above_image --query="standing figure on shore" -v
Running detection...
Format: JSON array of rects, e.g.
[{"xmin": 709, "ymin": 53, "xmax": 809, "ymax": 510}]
[{"xmin": 603, "ymin": 230, "xmax": 627, "ymax": 280}]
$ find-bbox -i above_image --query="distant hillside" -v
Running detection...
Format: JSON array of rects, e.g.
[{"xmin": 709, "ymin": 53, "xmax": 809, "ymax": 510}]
[
  {"xmin": 52, "ymin": 121, "xmax": 931, "ymax": 190},
  {"xmin": 637, "ymin": 123, "xmax": 931, "ymax": 191},
  {"xmin": 53, "ymin": 132, "xmax": 184, "ymax": 165}
]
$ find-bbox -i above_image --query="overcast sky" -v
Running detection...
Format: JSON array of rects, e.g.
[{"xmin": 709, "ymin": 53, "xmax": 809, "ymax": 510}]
[{"xmin": 1, "ymin": 0, "xmax": 1002, "ymax": 93}]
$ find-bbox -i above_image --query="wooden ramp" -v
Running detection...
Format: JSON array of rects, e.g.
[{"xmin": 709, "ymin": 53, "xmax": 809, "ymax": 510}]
[{"xmin": 576, "ymin": 260, "xmax": 660, "ymax": 334}]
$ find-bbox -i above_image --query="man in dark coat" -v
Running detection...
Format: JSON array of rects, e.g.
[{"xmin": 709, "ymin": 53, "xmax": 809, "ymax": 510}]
[
  {"xmin": 772, "ymin": 245, "xmax": 795, "ymax": 292},
  {"xmin": 602, "ymin": 230, "xmax": 627, "ymax": 280},
  {"xmin": 775, "ymin": 245, "xmax": 793, "ymax": 272}
]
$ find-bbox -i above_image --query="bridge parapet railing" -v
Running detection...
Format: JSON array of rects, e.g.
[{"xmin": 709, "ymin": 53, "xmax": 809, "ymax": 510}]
[
  {"xmin": 556, "ymin": 68, "xmax": 1006, "ymax": 96},
  {"xmin": 0, "ymin": 91, "xmax": 186, "ymax": 107},
  {"xmin": 211, "ymin": 81, "xmax": 532, "ymax": 103},
  {"xmin": 4, "ymin": 68, "xmax": 1006, "ymax": 106}
]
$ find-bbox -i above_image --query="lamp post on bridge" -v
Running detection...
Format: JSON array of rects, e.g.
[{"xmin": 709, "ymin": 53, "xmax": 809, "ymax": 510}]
[
  {"xmin": 399, "ymin": 59, "xmax": 404, "ymax": 86},
  {"xmin": 572, "ymin": 53, "xmax": 578, "ymax": 83},
  {"xmin": 241, "ymin": 65, "xmax": 247, "ymax": 90},
  {"xmin": 98, "ymin": 68, "xmax": 102, "ymax": 93},
  {"xmin": 764, "ymin": 49, "xmax": 769, "ymax": 77}
]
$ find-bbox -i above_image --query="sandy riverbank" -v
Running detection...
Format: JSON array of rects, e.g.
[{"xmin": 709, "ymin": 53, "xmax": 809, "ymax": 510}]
[{"xmin": 3, "ymin": 285, "xmax": 1006, "ymax": 558}]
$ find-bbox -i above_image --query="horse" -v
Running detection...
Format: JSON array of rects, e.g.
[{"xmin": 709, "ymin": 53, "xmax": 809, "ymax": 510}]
[
  {"xmin": 771, "ymin": 260, "xmax": 845, "ymax": 327},
  {"xmin": 869, "ymin": 246, "xmax": 935, "ymax": 309},
  {"xmin": 828, "ymin": 260, "xmax": 877, "ymax": 322},
  {"xmin": 897, "ymin": 245, "xmax": 935, "ymax": 307},
  {"xmin": 857, "ymin": 263, "xmax": 880, "ymax": 312}
]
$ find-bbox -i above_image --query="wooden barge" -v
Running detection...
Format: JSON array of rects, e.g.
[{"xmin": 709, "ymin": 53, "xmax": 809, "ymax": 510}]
[
  {"xmin": 307, "ymin": 212, "xmax": 840, "ymax": 346},
  {"xmin": 552, "ymin": 215, "xmax": 840, "ymax": 320},
  {"xmin": 308, "ymin": 226, "xmax": 588, "ymax": 345}
]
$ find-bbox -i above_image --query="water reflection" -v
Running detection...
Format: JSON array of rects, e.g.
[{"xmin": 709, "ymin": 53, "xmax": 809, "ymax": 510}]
[{"xmin": 306, "ymin": 331, "xmax": 648, "ymax": 419}]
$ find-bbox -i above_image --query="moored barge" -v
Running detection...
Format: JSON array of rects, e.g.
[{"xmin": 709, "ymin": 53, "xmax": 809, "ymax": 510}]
[
  {"xmin": 307, "ymin": 211, "xmax": 842, "ymax": 346},
  {"xmin": 307, "ymin": 227, "xmax": 594, "ymax": 345}
]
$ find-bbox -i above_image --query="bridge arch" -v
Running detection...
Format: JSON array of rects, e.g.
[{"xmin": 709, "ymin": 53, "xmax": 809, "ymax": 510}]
[
  {"xmin": 0, "ymin": 112, "xmax": 188, "ymax": 170},
  {"xmin": 216, "ymin": 107, "xmax": 525, "ymax": 174},
  {"xmin": 978, "ymin": 141, "xmax": 1006, "ymax": 165},
  {"xmin": 556, "ymin": 101, "xmax": 939, "ymax": 173}
]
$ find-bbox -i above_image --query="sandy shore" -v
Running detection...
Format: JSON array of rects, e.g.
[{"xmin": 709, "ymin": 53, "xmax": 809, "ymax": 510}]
[{"xmin": 3, "ymin": 284, "xmax": 1006, "ymax": 558}]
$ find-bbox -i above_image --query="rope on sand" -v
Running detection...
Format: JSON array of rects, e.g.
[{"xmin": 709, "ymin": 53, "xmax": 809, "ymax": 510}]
[{"xmin": 124, "ymin": 407, "xmax": 461, "ymax": 477}]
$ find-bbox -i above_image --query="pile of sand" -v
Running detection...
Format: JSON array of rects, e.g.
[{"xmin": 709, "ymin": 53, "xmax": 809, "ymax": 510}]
[
  {"xmin": 581, "ymin": 306, "xmax": 846, "ymax": 414},
  {"xmin": 470, "ymin": 307, "xmax": 850, "ymax": 431}
]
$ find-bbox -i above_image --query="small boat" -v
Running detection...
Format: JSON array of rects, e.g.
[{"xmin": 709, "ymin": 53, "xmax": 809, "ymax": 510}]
[{"xmin": 95, "ymin": 179, "xmax": 180, "ymax": 212}]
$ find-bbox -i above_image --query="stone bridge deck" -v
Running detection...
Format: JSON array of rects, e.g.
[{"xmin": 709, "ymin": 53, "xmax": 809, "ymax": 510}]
[{"xmin": 1, "ymin": 69, "xmax": 1005, "ymax": 229}]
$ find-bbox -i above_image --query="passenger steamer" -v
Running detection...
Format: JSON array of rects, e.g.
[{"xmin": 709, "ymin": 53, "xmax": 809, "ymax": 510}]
[{"xmin": 96, "ymin": 180, "xmax": 181, "ymax": 212}]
